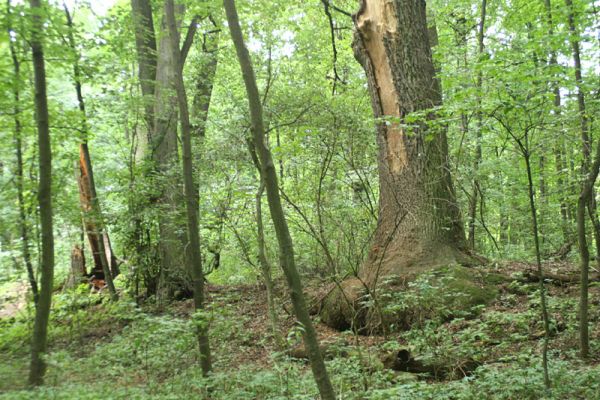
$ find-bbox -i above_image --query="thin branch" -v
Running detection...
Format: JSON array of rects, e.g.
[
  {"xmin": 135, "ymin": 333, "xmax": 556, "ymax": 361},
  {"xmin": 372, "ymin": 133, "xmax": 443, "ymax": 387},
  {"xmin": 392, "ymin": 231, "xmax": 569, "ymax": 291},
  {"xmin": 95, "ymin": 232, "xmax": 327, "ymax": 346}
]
[
  {"xmin": 320, "ymin": 0, "xmax": 345, "ymax": 94},
  {"xmin": 180, "ymin": 15, "xmax": 200, "ymax": 65}
]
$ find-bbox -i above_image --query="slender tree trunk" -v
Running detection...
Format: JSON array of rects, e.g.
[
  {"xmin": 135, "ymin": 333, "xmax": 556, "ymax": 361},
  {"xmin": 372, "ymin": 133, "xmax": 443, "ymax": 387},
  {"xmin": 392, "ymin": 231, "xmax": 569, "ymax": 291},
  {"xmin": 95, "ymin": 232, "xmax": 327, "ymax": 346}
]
[
  {"xmin": 28, "ymin": 0, "xmax": 54, "ymax": 386},
  {"xmin": 8, "ymin": 0, "xmax": 38, "ymax": 304},
  {"xmin": 256, "ymin": 180, "xmax": 282, "ymax": 346},
  {"xmin": 64, "ymin": 4, "xmax": 118, "ymax": 299},
  {"xmin": 576, "ymin": 137, "xmax": 600, "ymax": 359},
  {"xmin": 164, "ymin": 0, "xmax": 212, "ymax": 375},
  {"xmin": 566, "ymin": 0, "xmax": 596, "ymax": 358},
  {"xmin": 523, "ymin": 142, "xmax": 551, "ymax": 389},
  {"xmin": 468, "ymin": 0, "xmax": 487, "ymax": 250},
  {"xmin": 224, "ymin": 1, "xmax": 336, "ymax": 398},
  {"xmin": 248, "ymin": 142, "xmax": 283, "ymax": 347}
]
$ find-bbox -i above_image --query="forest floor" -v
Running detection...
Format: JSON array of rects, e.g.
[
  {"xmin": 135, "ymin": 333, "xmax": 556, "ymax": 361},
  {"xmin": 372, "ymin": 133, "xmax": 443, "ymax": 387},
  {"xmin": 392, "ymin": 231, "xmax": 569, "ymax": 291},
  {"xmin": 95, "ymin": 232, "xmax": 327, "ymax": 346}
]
[
  {"xmin": 1, "ymin": 261, "xmax": 599, "ymax": 399},
  {"xmin": 0, "ymin": 281, "xmax": 29, "ymax": 319}
]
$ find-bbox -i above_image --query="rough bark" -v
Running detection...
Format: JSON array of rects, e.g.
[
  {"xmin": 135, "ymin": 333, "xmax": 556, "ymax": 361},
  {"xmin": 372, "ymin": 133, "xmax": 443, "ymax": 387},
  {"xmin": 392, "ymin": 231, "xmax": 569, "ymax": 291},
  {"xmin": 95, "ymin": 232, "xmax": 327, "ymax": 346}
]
[
  {"xmin": 321, "ymin": 0, "xmax": 474, "ymax": 331},
  {"xmin": 131, "ymin": 0, "xmax": 157, "ymax": 132},
  {"xmin": 565, "ymin": 0, "xmax": 600, "ymax": 267},
  {"xmin": 28, "ymin": 0, "xmax": 54, "ymax": 386},
  {"xmin": 7, "ymin": 0, "xmax": 38, "ymax": 304},
  {"xmin": 354, "ymin": 0, "xmax": 469, "ymax": 278},
  {"xmin": 164, "ymin": 0, "xmax": 212, "ymax": 375},
  {"xmin": 65, "ymin": 244, "xmax": 86, "ymax": 289},
  {"xmin": 223, "ymin": 0, "xmax": 336, "ymax": 398},
  {"xmin": 192, "ymin": 19, "xmax": 220, "ymax": 137}
]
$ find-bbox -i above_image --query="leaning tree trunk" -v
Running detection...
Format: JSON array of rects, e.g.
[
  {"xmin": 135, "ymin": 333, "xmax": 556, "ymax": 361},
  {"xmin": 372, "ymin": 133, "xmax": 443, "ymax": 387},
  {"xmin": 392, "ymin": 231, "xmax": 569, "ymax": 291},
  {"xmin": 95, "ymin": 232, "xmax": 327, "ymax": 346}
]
[
  {"xmin": 321, "ymin": 0, "xmax": 475, "ymax": 331},
  {"xmin": 224, "ymin": 0, "xmax": 335, "ymax": 398},
  {"xmin": 28, "ymin": 0, "xmax": 54, "ymax": 386}
]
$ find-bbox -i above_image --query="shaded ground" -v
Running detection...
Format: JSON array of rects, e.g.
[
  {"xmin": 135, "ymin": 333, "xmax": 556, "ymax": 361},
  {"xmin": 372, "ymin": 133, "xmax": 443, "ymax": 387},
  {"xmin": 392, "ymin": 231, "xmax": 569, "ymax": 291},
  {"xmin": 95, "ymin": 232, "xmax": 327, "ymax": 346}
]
[
  {"xmin": 1, "ymin": 261, "xmax": 599, "ymax": 399},
  {"xmin": 0, "ymin": 281, "xmax": 29, "ymax": 319}
]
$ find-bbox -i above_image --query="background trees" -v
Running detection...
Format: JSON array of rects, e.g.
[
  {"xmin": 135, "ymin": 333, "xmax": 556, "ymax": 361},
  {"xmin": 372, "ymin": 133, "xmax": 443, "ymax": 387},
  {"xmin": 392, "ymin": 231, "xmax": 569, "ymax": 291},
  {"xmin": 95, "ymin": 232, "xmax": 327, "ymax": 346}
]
[{"xmin": 0, "ymin": 0, "xmax": 598, "ymax": 397}]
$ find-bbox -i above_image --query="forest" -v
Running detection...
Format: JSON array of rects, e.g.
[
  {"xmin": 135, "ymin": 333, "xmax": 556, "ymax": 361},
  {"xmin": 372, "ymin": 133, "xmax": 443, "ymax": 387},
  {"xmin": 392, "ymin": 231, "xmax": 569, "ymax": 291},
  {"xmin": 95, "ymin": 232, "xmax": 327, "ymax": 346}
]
[{"xmin": 0, "ymin": 0, "xmax": 599, "ymax": 398}]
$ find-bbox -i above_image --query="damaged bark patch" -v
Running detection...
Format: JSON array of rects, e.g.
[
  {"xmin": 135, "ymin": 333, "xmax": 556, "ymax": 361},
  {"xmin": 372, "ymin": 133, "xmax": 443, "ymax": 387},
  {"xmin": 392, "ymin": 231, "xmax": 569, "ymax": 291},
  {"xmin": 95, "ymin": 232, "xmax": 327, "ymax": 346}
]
[{"xmin": 356, "ymin": 0, "xmax": 406, "ymax": 173}]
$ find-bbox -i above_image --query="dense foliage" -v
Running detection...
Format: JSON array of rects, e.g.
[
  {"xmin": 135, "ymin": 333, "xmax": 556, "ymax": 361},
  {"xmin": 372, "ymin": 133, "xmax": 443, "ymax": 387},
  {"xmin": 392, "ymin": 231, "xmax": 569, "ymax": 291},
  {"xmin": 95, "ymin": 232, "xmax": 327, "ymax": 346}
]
[{"xmin": 0, "ymin": 0, "xmax": 598, "ymax": 398}]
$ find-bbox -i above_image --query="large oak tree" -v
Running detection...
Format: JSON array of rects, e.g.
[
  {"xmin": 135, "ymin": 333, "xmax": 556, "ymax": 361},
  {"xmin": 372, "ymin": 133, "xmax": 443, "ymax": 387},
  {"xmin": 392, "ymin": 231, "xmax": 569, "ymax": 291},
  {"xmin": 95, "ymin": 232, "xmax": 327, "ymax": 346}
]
[{"xmin": 322, "ymin": 0, "xmax": 476, "ymax": 330}]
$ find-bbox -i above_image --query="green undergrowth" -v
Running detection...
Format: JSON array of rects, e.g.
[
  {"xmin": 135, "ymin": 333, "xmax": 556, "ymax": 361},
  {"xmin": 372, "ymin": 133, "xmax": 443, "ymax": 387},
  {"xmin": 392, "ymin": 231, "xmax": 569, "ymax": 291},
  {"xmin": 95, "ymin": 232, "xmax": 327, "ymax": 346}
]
[{"xmin": 1, "ymin": 280, "xmax": 599, "ymax": 399}]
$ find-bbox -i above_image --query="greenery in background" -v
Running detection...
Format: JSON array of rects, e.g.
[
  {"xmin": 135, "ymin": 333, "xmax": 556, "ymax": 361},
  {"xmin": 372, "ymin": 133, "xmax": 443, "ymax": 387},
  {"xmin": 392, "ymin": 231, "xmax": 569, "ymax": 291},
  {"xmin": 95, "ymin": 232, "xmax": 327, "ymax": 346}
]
[{"xmin": 0, "ymin": 0, "xmax": 599, "ymax": 398}]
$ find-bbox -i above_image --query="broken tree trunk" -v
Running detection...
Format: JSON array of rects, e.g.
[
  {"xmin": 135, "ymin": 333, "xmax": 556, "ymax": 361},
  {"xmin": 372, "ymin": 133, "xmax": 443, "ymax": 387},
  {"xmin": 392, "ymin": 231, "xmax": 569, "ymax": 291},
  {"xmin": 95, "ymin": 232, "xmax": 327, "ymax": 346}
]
[
  {"xmin": 65, "ymin": 244, "xmax": 86, "ymax": 289},
  {"xmin": 320, "ymin": 0, "xmax": 478, "ymax": 332},
  {"xmin": 64, "ymin": 4, "xmax": 118, "ymax": 300}
]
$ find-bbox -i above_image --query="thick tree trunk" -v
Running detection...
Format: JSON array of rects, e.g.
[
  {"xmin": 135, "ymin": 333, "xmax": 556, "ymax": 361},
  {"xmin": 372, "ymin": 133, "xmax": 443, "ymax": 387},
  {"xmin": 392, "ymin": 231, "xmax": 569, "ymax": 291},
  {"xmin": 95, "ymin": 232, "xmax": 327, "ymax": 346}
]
[
  {"xmin": 28, "ymin": 0, "xmax": 54, "ymax": 386},
  {"xmin": 224, "ymin": 1, "xmax": 336, "ymax": 398},
  {"xmin": 565, "ymin": 0, "xmax": 600, "ymax": 268},
  {"xmin": 353, "ymin": 0, "xmax": 469, "ymax": 281},
  {"xmin": 131, "ymin": 1, "xmax": 217, "ymax": 298},
  {"xmin": 131, "ymin": 0, "xmax": 157, "ymax": 133},
  {"xmin": 152, "ymin": 3, "xmax": 188, "ymax": 298},
  {"xmin": 320, "ymin": 0, "xmax": 477, "ymax": 331},
  {"xmin": 8, "ymin": 0, "xmax": 38, "ymax": 304},
  {"xmin": 165, "ymin": 0, "xmax": 212, "ymax": 375},
  {"xmin": 130, "ymin": 0, "xmax": 161, "ymax": 296},
  {"xmin": 192, "ymin": 20, "xmax": 219, "ymax": 137}
]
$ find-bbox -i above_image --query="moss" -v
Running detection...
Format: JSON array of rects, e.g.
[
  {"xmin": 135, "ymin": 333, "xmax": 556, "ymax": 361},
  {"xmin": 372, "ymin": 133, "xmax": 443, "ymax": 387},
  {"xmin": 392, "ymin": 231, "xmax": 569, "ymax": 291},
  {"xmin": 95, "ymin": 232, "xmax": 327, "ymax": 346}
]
[
  {"xmin": 374, "ymin": 265, "xmax": 500, "ymax": 330},
  {"xmin": 320, "ymin": 265, "xmax": 501, "ymax": 333},
  {"xmin": 440, "ymin": 265, "xmax": 499, "ymax": 312}
]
